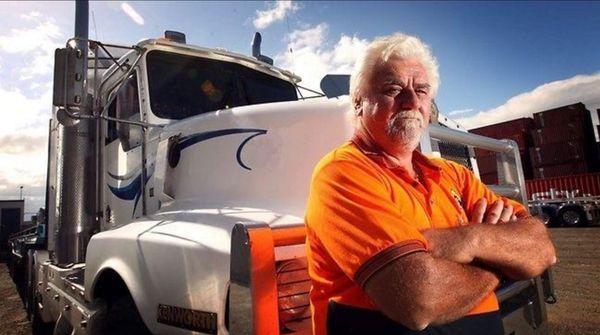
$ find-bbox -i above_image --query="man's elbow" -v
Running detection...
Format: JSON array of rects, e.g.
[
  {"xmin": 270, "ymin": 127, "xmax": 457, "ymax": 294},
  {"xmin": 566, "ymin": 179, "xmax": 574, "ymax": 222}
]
[{"xmin": 381, "ymin": 293, "xmax": 438, "ymax": 331}]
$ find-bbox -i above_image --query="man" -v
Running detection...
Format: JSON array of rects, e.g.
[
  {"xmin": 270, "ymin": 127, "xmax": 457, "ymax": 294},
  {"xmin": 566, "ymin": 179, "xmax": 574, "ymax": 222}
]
[{"xmin": 305, "ymin": 33, "xmax": 556, "ymax": 335}]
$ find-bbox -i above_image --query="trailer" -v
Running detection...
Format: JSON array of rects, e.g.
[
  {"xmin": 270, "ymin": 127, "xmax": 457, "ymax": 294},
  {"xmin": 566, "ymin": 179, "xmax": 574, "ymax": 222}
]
[
  {"xmin": 7, "ymin": 2, "xmax": 555, "ymax": 334},
  {"xmin": 529, "ymin": 189, "xmax": 600, "ymax": 227}
]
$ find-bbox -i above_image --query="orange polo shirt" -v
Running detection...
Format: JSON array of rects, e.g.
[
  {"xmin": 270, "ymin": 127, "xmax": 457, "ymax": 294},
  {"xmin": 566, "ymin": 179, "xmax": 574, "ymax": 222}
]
[{"xmin": 305, "ymin": 138, "xmax": 527, "ymax": 335}]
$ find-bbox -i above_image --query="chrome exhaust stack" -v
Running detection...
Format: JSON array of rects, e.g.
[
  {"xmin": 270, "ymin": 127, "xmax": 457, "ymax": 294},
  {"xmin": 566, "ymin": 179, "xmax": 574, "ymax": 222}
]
[{"xmin": 52, "ymin": 0, "xmax": 97, "ymax": 265}]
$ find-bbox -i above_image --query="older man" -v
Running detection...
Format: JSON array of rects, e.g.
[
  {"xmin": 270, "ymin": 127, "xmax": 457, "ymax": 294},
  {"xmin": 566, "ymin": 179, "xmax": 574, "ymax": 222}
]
[{"xmin": 305, "ymin": 33, "xmax": 556, "ymax": 335}]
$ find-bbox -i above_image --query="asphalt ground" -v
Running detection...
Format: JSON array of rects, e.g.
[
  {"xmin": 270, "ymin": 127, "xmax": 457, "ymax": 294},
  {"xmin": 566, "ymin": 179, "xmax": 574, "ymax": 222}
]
[
  {"xmin": 546, "ymin": 227, "xmax": 600, "ymax": 334},
  {"xmin": 0, "ymin": 227, "xmax": 599, "ymax": 335}
]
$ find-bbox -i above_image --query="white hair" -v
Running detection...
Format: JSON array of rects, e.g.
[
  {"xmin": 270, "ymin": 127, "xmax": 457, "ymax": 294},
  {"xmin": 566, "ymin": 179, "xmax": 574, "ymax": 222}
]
[{"xmin": 349, "ymin": 33, "xmax": 440, "ymax": 105}]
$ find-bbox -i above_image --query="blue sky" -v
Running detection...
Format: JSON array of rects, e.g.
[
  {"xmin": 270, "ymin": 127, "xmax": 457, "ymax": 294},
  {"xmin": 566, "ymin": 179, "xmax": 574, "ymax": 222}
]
[{"xmin": 1, "ymin": 1, "xmax": 599, "ymax": 214}]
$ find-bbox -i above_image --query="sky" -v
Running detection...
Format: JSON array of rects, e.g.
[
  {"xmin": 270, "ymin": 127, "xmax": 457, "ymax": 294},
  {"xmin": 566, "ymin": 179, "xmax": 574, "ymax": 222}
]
[{"xmin": 0, "ymin": 1, "xmax": 599, "ymax": 216}]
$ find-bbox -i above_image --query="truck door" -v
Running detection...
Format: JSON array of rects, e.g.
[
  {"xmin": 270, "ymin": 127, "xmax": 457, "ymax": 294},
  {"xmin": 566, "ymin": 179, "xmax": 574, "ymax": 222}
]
[{"xmin": 104, "ymin": 73, "xmax": 144, "ymax": 228}]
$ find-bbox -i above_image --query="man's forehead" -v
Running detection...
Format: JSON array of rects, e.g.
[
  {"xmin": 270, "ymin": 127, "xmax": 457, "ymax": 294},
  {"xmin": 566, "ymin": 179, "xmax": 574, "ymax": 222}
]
[{"xmin": 373, "ymin": 58, "xmax": 429, "ymax": 82}]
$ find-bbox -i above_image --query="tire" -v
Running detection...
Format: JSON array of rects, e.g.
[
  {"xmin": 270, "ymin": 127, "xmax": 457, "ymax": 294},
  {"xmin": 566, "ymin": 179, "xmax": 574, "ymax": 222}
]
[
  {"xmin": 540, "ymin": 205, "xmax": 559, "ymax": 227},
  {"xmin": 31, "ymin": 294, "xmax": 54, "ymax": 335},
  {"xmin": 25, "ymin": 249, "xmax": 36, "ymax": 319},
  {"xmin": 102, "ymin": 293, "xmax": 151, "ymax": 335},
  {"xmin": 557, "ymin": 206, "xmax": 588, "ymax": 227}
]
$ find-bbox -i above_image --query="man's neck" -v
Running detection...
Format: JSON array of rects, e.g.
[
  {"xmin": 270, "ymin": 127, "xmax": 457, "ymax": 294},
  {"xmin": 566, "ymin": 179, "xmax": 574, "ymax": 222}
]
[{"xmin": 354, "ymin": 127, "xmax": 416, "ymax": 173}]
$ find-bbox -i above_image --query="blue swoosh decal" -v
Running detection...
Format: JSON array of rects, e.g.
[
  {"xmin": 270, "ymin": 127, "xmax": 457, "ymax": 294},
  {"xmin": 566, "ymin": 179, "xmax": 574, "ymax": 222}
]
[
  {"xmin": 108, "ymin": 175, "xmax": 140, "ymax": 201},
  {"xmin": 108, "ymin": 170, "xmax": 153, "ymax": 217},
  {"xmin": 178, "ymin": 128, "xmax": 267, "ymax": 170}
]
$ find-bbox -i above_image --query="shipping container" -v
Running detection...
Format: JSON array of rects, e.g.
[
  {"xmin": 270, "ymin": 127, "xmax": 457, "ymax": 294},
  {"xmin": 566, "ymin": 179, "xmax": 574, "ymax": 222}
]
[
  {"xmin": 530, "ymin": 140, "xmax": 587, "ymax": 168},
  {"xmin": 531, "ymin": 123, "xmax": 585, "ymax": 147},
  {"xmin": 532, "ymin": 161, "xmax": 588, "ymax": 179},
  {"xmin": 533, "ymin": 103, "xmax": 588, "ymax": 128},
  {"xmin": 480, "ymin": 171, "xmax": 498, "ymax": 185},
  {"xmin": 526, "ymin": 172, "xmax": 600, "ymax": 198},
  {"xmin": 474, "ymin": 149, "xmax": 532, "ymax": 179},
  {"xmin": 470, "ymin": 117, "xmax": 534, "ymax": 137},
  {"xmin": 476, "ymin": 155, "xmax": 498, "ymax": 174}
]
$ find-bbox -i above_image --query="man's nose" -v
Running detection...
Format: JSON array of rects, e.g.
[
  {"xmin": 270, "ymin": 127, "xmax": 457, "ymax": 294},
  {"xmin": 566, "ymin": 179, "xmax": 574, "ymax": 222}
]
[{"xmin": 396, "ymin": 88, "xmax": 419, "ymax": 110}]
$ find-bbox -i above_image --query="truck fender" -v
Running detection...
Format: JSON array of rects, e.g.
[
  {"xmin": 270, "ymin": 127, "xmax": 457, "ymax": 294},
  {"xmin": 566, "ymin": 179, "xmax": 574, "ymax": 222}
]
[{"xmin": 89, "ymin": 261, "xmax": 141, "ymax": 308}]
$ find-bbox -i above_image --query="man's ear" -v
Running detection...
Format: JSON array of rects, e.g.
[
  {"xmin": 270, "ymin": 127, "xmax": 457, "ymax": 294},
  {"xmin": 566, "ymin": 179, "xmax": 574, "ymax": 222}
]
[{"xmin": 354, "ymin": 97, "xmax": 363, "ymax": 116}]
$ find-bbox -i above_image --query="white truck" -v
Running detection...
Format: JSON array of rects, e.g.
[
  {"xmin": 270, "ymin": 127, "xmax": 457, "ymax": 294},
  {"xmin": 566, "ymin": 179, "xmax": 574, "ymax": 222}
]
[{"xmin": 8, "ymin": 2, "xmax": 555, "ymax": 334}]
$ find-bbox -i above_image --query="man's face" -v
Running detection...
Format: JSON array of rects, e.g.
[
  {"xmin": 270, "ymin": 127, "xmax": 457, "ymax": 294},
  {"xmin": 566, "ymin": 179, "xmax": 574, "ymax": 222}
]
[{"xmin": 356, "ymin": 57, "xmax": 432, "ymax": 153}]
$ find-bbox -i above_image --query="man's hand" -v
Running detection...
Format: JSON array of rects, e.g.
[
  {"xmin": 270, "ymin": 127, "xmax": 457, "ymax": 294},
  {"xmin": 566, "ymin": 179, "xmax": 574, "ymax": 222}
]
[{"xmin": 471, "ymin": 198, "xmax": 517, "ymax": 224}]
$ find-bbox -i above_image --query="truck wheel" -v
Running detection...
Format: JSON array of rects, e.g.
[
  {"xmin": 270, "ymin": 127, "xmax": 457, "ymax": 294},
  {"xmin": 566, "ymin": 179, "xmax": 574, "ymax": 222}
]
[
  {"xmin": 558, "ymin": 206, "xmax": 588, "ymax": 227},
  {"xmin": 31, "ymin": 294, "xmax": 54, "ymax": 335},
  {"xmin": 103, "ymin": 293, "xmax": 151, "ymax": 335},
  {"xmin": 25, "ymin": 249, "xmax": 36, "ymax": 319}
]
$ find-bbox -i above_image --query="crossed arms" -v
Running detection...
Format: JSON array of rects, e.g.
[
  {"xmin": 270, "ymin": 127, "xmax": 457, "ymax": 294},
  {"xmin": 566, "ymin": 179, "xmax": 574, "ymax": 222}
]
[{"xmin": 364, "ymin": 199, "xmax": 556, "ymax": 330}]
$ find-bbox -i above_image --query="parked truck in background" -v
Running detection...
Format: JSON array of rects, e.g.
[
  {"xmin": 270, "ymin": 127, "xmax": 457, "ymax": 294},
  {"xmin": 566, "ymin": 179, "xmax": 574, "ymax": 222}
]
[{"xmin": 7, "ymin": 2, "xmax": 555, "ymax": 334}]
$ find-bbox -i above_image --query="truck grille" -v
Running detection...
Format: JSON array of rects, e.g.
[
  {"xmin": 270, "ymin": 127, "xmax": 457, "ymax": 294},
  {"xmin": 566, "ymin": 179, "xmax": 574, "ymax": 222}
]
[
  {"xmin": 438, "ymin": 140, "xmax": 473, "ymax": 170},
  {"xmin": 276, "ymin": 257, "xmax": 311, "ymax": 332}
]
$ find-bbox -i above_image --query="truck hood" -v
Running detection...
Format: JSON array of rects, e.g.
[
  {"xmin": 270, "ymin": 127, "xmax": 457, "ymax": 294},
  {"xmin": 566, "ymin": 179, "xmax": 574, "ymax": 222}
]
[{"xmin": 152, "ymin": 97, "xmax": 353, "ymax": 218}]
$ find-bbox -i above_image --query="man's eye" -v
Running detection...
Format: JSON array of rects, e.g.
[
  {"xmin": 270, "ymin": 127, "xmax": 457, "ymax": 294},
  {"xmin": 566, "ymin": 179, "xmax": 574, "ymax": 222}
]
[
  {"xmin": 385, "ymin": 88, "xmax": 401, "ymax": 95},
  {"xmin": 416, "ymin": 89, "xmax": 429, "ymax": 96}
]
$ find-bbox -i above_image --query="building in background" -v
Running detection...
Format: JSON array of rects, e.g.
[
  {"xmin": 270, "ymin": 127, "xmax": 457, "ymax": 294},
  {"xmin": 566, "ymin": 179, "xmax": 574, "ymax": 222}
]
[{"xmin": 0, "ymin": 199, "xmax": 24, "ymax": 259}]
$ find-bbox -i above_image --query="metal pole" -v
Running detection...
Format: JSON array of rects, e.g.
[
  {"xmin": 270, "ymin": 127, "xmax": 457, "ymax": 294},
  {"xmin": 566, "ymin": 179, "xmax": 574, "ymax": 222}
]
[
  {"xmin": 75, "ymin": 0, "xmax": 89, "ymax": 40},
  {"xmin": 19, "ymin": 186, "xmax": 23, "ymax": 200}
]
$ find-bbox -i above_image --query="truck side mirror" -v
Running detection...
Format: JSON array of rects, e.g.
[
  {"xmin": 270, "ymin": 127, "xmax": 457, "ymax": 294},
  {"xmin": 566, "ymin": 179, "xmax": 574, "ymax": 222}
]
[{"xmin": 52, "ymin": 45, "xmax": 86, "ymax": 108}]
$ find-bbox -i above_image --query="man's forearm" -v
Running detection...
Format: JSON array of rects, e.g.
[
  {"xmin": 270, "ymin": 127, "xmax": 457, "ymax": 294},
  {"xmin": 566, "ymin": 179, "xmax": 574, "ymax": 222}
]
[
  {"xmin": 423, "ymin": 257, "xmax": 500, "ymax": 326},
  {"xmin": 366, "ymin": 252, "xmax": 500, "ymax": 330},
  {"xmin": 468, "ymin": 217, "xmax": 556, "ymax": 278},
  {"xmin": 424, "ymin": 217, "xmax": 556, "ymax": 279}
]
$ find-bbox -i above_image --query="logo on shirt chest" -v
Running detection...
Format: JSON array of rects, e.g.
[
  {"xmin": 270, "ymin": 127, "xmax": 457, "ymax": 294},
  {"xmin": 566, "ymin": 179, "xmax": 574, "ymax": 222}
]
[
  {"xmin": 450, "ymin": 188, "xmax": 463, "ymax": 207},
  {"xmin": 449, "ymin": 188, "xmax": 469, "ymax": 225}
]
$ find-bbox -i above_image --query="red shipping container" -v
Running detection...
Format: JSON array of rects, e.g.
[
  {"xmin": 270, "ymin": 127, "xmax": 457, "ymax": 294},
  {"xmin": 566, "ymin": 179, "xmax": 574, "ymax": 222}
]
[
  {"xmin": 502, "ymin": 132, "xmax": 531, "ymax": 151},
  {"xmin": 470, "ymin": 118, "xmax": 534, "ymax": 137},
  {"xmin": 480, "ymin": 171, "xmax": 498, "ymax": 185},
  {"xmin": 476, "ymin": 155, "xmax": 498, "ymax": 174},
  {"xmin": 474, "ymin": 147, "xmax": 495, "ymax": 158},
  {"xmin": 531, "ymin": 123, "xmax": 585, "ymax": 147},
  {"xmin": 529, "ymin": 140, "xmax": 586, "ymax": 168},
  {"xmin": 532, "ymin": 161, "xmax": 588, "ymax": 179},
  {"xmin": 533, "ymin": 103, "xmax": 588, "ymax": 128},
  {"xmin": 526, "ymin": 172, "xmax": 600, "ymax": 198}
]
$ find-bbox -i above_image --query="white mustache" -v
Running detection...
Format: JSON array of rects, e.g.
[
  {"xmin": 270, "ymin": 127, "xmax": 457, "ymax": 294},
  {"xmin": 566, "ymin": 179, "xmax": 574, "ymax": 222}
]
[{"xmin": 391, "ymin": 110, "xmax": 424, "ymax": 126}]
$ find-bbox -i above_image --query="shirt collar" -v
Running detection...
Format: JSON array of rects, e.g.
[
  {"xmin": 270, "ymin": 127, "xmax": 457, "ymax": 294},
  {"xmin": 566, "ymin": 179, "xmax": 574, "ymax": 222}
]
[{"xmin": 350, "ymin": 130, "xmax": 442, "ymax": 176}]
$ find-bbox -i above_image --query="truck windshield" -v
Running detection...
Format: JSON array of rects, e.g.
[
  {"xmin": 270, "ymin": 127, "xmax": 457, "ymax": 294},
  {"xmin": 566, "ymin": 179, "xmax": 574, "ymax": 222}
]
[{"xmin": 146, "ymin": 50, "xmax": 298, "ymax": 120}]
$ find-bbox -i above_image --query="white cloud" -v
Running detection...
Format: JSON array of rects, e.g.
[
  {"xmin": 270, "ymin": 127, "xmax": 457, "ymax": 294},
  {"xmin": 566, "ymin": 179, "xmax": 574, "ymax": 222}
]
[
  {"xmin": 253, "ymin": 1, "xmax": 299, "ymax": 29},
  {"xmin": 121, "ymin": 2, "xmax": 145, "ymax": 26},
  {"xmin": 448, "ymin": 108, "xmax": 474, "ymax": 116},
  {"xmin": 457, "ymin": 73, "xmax": 600, "ymax": 132},
  {"xmin": 20, "ymin": 11, "xmax": 42, "ymax": 21},
  {"xmin": 0, "ymin": 85, "xmax": 51, "ymax": 213},
  {"xmin": 0, "ymin": 12, "xmax": 61, "ymax": 214},
  {"xmin": 0, "ymin": 14, "xmax": 63, "ymax": 79},
  {"xmin": 0, "ymin": 86, "xmax": 51, "ymax": 134},
  {"xmin": 275, "ymin": 23, "xmax": 369, "ymax": 91},
  {"xmin": 0, "ymin": 20, "xmax": 61, "ymax": 54}
]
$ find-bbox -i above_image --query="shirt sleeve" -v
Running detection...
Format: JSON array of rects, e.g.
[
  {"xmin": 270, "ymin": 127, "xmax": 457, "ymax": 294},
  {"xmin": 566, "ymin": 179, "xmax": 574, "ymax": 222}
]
[
  {"xmin": 444, "ymin": 160, "xmax": 528, "ymax": 219},
  {"xmin": 305, "ymin": 159, "xmax": 428, "ymax": 288}
]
